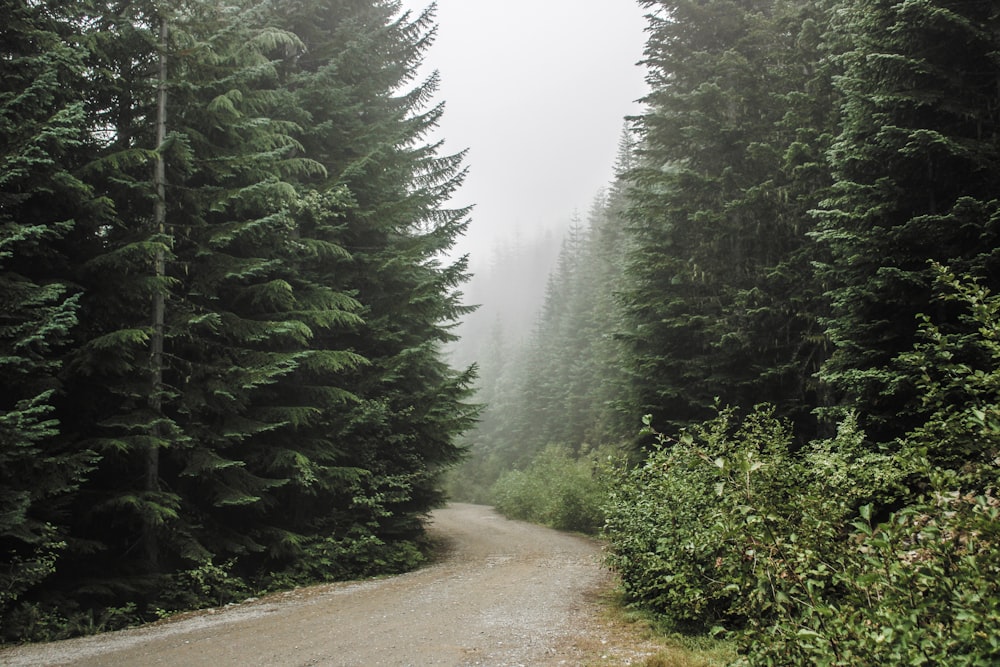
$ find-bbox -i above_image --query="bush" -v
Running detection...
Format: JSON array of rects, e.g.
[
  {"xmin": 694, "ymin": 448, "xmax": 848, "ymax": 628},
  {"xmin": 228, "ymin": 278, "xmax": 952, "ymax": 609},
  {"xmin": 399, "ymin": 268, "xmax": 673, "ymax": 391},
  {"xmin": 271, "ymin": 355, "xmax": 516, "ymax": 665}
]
[
  {"xmin": 732, "ymin": 267, "xmax": 1000, "ymax": 665},
  {"xmin": 153, "ymin": 559, "xmax": 253, "ymax": 613},
  {"xmin": 731, "ymin": 460, "xmax": 1000, "ymax": 666},
  {"xmin": 492, "ymin": 444, "xmax": 613, "ymax": 534},
  {"xmin": 607, "ymin": 407, "xmax": 1000, "ymax": 664},
  {"xmin": 606, "ymin": 268, "xmax": 1000, "ymax": 665},
  {"xmin": 603, "ymin": 406, "xmax": 817, "ymax": 632}
]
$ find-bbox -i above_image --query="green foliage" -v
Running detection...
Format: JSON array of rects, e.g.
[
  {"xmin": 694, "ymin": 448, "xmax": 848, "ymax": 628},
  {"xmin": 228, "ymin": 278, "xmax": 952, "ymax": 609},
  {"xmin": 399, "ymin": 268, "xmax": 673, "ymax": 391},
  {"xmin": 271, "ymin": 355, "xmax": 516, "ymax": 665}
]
[
  {"xmin": 608, "ymin": 407, "xmax": 999, "ymax": 663},
  {"xmin": 153, "ymin": 560, "xmax": 253, "ymax": 612},
  {"xmin": 733, "ymin": 472, "xmax": 1000, "ymax": 666},
  {"xmin": 605, "ymin": 406, "xmax": 810, "ymax": 631},
  {"xmin": 814, "ymin": 0, "xmax": 1000, "ymax": 441},
  {"xmin": 607, "ymin": 270, "xmax": 1000, "ymax": 664},
  {"xmin": 0, "ymin": 0, "xmax": 474, "ymax": 644},
  {"xmin": 0, "ymin": 0, "xmax": 98, "ymax": 634},
  {"xmin": 897, "ymin": 263, "xmax": 1000, "ymax": 475},
  {"xmin": 492, "ymin": 445, "xmax": 614, "ymax": 534},
  {"xmin": 264, "ymin": 533, "xmax": 426, "ymax": 589},
  {"xmin": 620, "ymin": 0, "xmax": 839, "ymax": 443},
  {"xmin": 606, "ymin": 0, "xmax": 1000, "ymax": 657},
  {"xmin": 1, "ymin": 598, "xmax": 143, "ymax": 645}
]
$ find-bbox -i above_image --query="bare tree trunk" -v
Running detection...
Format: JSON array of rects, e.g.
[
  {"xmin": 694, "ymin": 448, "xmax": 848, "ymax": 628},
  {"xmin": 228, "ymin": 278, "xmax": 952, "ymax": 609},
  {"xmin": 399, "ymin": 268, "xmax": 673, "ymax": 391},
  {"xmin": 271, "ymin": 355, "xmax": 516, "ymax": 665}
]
[{"xmin": 147, "ymin": 14, "xmax": 168, "ymax": 572}]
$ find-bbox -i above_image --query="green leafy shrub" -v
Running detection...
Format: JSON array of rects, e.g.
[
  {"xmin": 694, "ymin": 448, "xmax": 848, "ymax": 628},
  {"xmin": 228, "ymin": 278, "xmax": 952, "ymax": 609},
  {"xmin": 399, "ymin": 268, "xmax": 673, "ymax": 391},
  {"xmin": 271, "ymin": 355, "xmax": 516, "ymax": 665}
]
[
  {"xmin": 603, "ymin": 422, "xmax": 727, "ymax": 631},
  {"xmin": 608, "ymin": 268, "xmax": 1000, "ymax": 664},
  {"xmin": 897, "ymin": 264, "xmax": 1000, "ymax": 478},
  {"xmin": 1, "ymin": 601, "xmax": 71, "ymax": 644},
  {"xmin": 1, "ymin": 598, "xmax": 147, "ymax": 644},
  {"xmin": 733, "ymin": 268, "xmax": 1000, "ymax": 665},
  {"xmin": 604, "ymin": 406, "xmax": 821, "ymax": 632},
  {"xmin": 492, "ymin": 444, "xmax": 612, "ymax": 533},
  {"xmin": 153, "ymin": 559, "xmax": 253, "ymax": 613},
  {"xmin": 259, "ymin": 532, "xmax": 427, "ymax": 593},
  {"xmin": 729, "ymin": 459, "xmax": 1000, "ymax": 666},
  {"xmin": 608, "ymin": 408, "xmax": 999, "ymax": 664}
]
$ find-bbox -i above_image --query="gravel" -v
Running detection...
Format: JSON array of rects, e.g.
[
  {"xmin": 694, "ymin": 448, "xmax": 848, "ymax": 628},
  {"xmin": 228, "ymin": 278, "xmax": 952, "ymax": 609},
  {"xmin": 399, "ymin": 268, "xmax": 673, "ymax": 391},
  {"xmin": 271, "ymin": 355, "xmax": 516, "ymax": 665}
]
[{"xmin": 0, "ymin": 504, "xmax": 655, "ymax": 667}]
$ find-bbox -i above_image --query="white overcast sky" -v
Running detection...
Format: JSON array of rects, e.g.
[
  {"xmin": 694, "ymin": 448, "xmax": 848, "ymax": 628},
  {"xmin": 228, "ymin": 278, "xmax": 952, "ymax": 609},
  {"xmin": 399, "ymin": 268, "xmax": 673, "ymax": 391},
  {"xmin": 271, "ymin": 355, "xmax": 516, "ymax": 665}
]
[{"xmin": 398, "ymin": 0, "xmax": 649, "ymax": 269}]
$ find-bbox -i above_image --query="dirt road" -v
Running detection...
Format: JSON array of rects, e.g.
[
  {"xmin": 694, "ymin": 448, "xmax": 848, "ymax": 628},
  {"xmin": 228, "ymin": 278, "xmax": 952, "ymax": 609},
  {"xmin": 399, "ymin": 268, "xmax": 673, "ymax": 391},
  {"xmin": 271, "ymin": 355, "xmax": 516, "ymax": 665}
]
[{"xmin": 1, "ymin": 504, "xmax": 655, "ymax": 666}]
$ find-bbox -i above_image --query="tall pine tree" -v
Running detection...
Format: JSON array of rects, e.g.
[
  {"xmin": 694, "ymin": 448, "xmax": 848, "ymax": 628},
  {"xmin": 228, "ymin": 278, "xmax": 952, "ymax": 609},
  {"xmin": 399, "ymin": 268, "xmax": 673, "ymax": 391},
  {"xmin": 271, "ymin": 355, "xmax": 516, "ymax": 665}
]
[
  {"xmin": 620, "ymin": 0, "xmax": 839, "ymax": 441},
  {"xmin": 264, "ymin": 0, "xmax": 478, "ymax": 569},
  {"xmin": 0, "ymin": 0, "xmax": 98, "ymax": 629},
  {"xmin": 815, "ymin": 0, "xmax": 1000, "ymax": 442}
]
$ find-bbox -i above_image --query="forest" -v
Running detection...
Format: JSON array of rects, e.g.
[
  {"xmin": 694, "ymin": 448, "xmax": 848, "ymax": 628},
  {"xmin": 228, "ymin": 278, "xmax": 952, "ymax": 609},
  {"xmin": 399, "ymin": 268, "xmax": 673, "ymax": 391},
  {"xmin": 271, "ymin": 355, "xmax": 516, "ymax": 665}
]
[
  {"xmin": 1, "ymin": 0, "xmax": 477, "ymax": 642},
  {"xmin": 454, "ymin": 0, "xmax": 1000, "ymax": 663},
  {"xmin": 3, "ymin": 0, "xmax": 1000, "ymax": 662}
]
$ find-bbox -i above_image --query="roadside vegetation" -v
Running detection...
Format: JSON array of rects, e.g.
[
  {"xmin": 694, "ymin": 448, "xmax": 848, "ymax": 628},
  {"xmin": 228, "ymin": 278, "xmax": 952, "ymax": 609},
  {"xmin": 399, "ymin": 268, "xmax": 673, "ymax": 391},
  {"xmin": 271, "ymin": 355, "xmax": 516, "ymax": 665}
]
[
  {"xmin": 489, "ymin": 267, "xmax": 1000, "ymax": 664},
  {"xmin": 608, "ymin": 268, "xmax": 1000, "ymax": 665},
  {"xmin": 457, "ymin": 0, "xmax": 1000, "ymax": 663},
  {"xmin": 492, "ymin": 445, "xmax": 615, "ymax": 534}
]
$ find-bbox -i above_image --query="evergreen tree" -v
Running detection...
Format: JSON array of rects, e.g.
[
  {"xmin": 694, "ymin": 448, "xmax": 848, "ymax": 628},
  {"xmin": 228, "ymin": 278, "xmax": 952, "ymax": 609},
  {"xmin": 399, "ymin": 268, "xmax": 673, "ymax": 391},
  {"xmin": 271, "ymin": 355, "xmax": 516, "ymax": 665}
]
[
  {"xmin": 55, "ymin": 0, "xmax": 354, "ymax": 596},
  {"xmin": 815, "ymin": 0, "xmax": 1000, "ymax": 442},
  {"xmin": 579, "ymin": 184, "xmax": 633, "ymax": 445},
  {"xmin": 0, "ymin": 0, "xmax": 476, "ymax": 637},
  {"xmin": 0, "ymin": 0, "xmax": 98, "ymax": 628},
  {"xmin": 517, "ymin": 216, "xmax": 589, "ymax": 451},
  {"xmin": 155, "ymin": 0, "xmax": 334, "ymax": 571},
  {"xmin": 523, "ymin": 198, "xmax": 631, "ymax": 452},
  {"xmin": 460, "ymin": 180, "xmax": 634, "ymax": 496},
  {"xmin": 50, "ymin": 0, "xmax": 189, "ymax": 602},
  {"xmin": 620, "ymin": 0, "xmax": 838, "ymax": 441},
  {"xmin": 270, "ymin": 0, "xmax": 478, "ymax": 566}
]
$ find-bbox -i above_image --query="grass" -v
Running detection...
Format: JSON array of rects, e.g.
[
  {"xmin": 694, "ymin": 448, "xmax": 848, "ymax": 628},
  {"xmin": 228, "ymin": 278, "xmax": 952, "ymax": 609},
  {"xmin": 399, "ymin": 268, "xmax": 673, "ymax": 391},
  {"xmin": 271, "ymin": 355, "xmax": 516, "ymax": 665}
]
[{"xmin": 579, "ymin": 590, "xmax": 736, "ymax": 667}]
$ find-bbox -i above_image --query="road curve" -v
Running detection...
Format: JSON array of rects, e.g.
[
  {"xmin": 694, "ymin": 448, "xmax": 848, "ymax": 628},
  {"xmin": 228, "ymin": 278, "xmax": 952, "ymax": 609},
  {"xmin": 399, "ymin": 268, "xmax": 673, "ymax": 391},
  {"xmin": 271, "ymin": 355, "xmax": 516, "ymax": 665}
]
[{"xmin": 1, "ymin": 504, "xmax": 614, "ymax": 667}]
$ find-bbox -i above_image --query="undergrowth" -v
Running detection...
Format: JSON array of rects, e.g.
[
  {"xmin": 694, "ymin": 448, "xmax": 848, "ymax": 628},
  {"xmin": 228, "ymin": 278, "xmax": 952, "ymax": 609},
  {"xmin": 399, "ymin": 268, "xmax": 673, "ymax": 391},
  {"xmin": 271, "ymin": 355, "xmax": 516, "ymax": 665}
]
[
  {"xmin": 491, "ymin": 444, "xmax": 616, "ymax": 534},
  {"xmin": 604, "ymin": 269, "xmax": 1000, "ymax": 665}
]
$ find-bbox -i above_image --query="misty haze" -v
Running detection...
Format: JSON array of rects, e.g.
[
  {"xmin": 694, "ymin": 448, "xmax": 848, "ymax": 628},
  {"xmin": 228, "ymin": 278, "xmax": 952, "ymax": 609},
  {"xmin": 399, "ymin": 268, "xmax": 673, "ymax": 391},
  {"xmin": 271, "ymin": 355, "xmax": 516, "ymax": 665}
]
[{"xmin": 3, "ymin": 0, "xmax": 999, "ymax": 664}]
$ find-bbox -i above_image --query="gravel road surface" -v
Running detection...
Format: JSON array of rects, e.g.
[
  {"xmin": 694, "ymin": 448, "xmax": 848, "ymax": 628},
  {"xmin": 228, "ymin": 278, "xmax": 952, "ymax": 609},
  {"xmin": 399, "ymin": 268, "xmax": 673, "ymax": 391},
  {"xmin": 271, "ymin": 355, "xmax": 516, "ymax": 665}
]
[{"xmin": 1, "ymin": 504, "xmax": 654, "ymax": 666}]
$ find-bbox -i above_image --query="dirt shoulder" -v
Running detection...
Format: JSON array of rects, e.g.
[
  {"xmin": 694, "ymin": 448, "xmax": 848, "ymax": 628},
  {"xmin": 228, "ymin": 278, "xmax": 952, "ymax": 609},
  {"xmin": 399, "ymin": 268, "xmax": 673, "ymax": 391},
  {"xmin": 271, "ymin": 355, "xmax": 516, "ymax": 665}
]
[{"xmin": 1, "ymin": 504, "xmax": 661, "ymax": 667}]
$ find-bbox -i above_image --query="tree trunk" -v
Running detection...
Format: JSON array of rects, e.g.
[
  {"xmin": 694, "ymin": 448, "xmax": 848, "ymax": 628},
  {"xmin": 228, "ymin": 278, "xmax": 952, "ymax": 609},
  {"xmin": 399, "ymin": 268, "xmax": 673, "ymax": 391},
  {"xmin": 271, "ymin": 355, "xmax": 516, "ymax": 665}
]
[{"xmin": 146, "ymin": 14, "xmax": 168, "ymax": 572}]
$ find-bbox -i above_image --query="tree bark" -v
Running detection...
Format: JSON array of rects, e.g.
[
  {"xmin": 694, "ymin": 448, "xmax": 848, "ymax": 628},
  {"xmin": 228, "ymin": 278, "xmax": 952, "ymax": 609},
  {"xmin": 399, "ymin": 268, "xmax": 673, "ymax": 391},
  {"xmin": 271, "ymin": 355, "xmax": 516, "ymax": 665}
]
[{"xmin": 146, "ymin": 14, "xmax": 168, "ymax": 572}]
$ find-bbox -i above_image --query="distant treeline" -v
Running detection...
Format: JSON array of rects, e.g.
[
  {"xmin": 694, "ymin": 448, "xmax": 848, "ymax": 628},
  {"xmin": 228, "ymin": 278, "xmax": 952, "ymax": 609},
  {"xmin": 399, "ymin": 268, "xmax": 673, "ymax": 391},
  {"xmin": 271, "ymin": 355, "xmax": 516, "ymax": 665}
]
[{"xmin": 1, "ymin": 0, "xmax": 476, "ymax": 642}]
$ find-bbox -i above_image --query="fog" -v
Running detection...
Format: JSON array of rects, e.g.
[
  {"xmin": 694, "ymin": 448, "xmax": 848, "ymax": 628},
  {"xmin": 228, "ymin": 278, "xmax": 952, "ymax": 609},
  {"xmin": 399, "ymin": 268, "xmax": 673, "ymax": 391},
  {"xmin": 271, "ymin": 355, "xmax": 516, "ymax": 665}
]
[
  {"xmin": 396, "ymin": 1, "xmax": 648, "ymax": 368},
  {"xmin": 399, "ymin": 0, "xmax": 648, "ymax": 270}
]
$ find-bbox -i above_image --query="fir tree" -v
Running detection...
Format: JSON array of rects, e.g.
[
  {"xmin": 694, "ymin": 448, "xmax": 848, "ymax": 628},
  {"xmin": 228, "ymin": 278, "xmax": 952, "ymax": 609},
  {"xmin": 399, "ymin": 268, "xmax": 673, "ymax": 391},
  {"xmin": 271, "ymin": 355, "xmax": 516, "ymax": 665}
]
[
  {"xmin": 620, "ymin": 0, "xmax": 839, "ymax": 441},
  {"xmin": 156, "ymin": 0, "xmax": 325, "ymax": 569},
  {"xmin": 55, "ymin": 0, "xmax": 194, "ymax": 598},
  {"xmin": 815, "ymin": 0, "xmax": 1000, "ymax": 442},
  {"xmin": 0, "ymin": 0, "xmax": 477, "ymax": 636},
  {"xmin": 268, "ymin": 0, "xmax": 478, "ymax": 568},
  {"xmin": 0, "ymin": 0, "xmax": 99, "ymax": 630}
]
